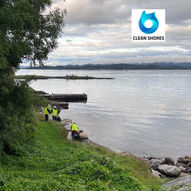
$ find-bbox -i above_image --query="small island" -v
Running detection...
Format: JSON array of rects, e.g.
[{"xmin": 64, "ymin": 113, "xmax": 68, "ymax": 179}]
[{"xmin": 15, "ymin": 74, "xmax": 114, "ymax": 81}]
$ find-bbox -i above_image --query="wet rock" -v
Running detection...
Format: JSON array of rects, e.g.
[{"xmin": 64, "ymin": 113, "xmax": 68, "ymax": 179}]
[
  {"xmin": 158, "ymin": 164, "xmax": 181, "ymax": 177},
  {"xmin": 165, "ymin": 157, "xmax": 175, "ymax": 165}
]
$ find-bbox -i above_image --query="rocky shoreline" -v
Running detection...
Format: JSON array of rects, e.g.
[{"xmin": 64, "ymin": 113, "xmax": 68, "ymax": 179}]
[
  {"xmin": 142, "ymin": 156, "xmax": 191, "ymax": 179},
  {"xmin": 61, "ymin": 119, "xmax": 191, "ymax": 179},
  {"xmin": 60, "ymin": 118, "xmax": 191, "ymax": 190}
]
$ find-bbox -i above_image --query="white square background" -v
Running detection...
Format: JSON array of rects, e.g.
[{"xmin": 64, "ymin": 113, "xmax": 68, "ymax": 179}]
[{"xmin": 132, "ymin": 9, "xmax": 166, "ymax": 41}]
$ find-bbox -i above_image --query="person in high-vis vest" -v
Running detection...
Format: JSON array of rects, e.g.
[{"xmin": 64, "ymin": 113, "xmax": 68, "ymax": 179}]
[
  {"xmin": 52, "ymin": 106, "xmax": 58, "ymax": 120},
  {"xmin": 44, "ymin": 104, "xmax": 51, "ymax": 121},
  {"xmin": 71, "ymin": 122, "xmax": 82, "ymax": 141}
]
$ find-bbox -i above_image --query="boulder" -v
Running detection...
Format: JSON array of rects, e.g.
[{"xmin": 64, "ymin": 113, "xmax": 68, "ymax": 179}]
[
  {"xmin": 150, "ymin": 158, "xmax": 165, "ymax": 170},
  {"xmin": 158, "ymin": 164, "xmax": 181, "ymax": 177},
  {"xmin": 150, "ymin": 158, "xmax": 165, "ymax": 165},
  {"xmin": 165, "ymin": 157, "xmax": 175, "ymax": 165}
]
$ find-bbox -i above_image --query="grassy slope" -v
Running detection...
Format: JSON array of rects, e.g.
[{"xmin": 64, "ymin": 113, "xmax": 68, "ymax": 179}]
[{"xmin": 0, "ymin": 119, "xmax": 163, "ymax": 191}]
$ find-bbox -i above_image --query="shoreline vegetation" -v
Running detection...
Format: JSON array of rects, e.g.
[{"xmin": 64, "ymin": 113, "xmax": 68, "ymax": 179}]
[
  {"xmin": 15, "ymin": 75, "xmax": 114, "ymax": 81},
  {"xmin": 0, "ymin": 115, "xmax": 164, "ymax": 190}
]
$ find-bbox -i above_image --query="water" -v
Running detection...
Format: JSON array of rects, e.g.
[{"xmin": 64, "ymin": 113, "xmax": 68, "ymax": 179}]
[{"xmin": 17, "ymin": 69, "xmax": 191, "ymax": 158}]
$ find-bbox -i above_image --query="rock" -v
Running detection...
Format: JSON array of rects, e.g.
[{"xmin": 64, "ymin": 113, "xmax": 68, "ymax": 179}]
[
  {"xmin": 80, "ymin": 132, "xmax": 88, "ymax": 139},
  {"xmin": 67, "ymin": 131, "xmax": 72, "ymax": 140},
  {"xmin": 164, "ymin": 175, "xmax": 191, "ymax": 191},
  {"xmin": 149, "ymin": 158, "xmax": 165, "ymax": 170},
  {"xmin": 178, "ymin": 157, "xmax": 191, "ymax": 164},
  {"xmin": 186, "ymin": 162, "xmax": 191, "ymax": 168},
  {"xmin": 178, "ymin": 166, "xmax": 186, "ymax": 173},
  {"xmin": 176, "ymin": 162, "xmax": 188, "ymax": 168},
  {"xmin": 144, "ymin": 156, "xmax": 160, "ymax": 160},
  {"xmin": 185, "ymin": 156, "xmax": 191, "ymax": 160},
  {"xmin": 121, "ymin": 152, "xmax": 131, "ymax": 157},
  {"xmin": 150, "ymin": 158, "xmax": 165, "ymax": 165},
  {"xmin": 158, "ymin": 164, "xmax": 181, "ymax": 177},
  {"xmin": 114, "ymin": 150, "xmax": 121, "ymax": 154},
  {"xmin": 185, "ymin": 167, "xmax": 191, "ymax": 174},
  {"xmin": 151, "ymin": 169, "xmax": 161, "ymax": 178},
  {"xmin": 165, "ymin": 157, "xmax": 175, "ymax": 165},
  {"xmin": 179, "ymin": 173, "xmax": 190, "ymax": 177}
]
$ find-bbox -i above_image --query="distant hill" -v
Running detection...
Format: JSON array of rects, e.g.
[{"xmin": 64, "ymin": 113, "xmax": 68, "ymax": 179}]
[{"xmin": 23, "ymin": 63, "xmax": 191, "ymax": 70}]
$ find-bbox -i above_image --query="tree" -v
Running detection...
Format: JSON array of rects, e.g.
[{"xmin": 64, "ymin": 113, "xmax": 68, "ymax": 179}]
[{"xmin": 0, "ymin": 0, "xmax": 66, "ymax": 155}]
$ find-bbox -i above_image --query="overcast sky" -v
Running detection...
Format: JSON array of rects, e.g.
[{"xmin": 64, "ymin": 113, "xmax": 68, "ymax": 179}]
[{"xmin": 46, "ymin": 0, "xmax": 191, "ymax": 65}]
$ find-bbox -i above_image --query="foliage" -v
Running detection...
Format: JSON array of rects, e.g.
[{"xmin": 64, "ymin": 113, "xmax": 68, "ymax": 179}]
[
  {"xmin": 0, "ymin": 0, "xmax": 66, "ymax": 69},
  {"xmin": 0, "ymin": 73, "xmax": 36, "ymax": 155},
  {"xmin": 0, "ymin": 119, "xmax": 162, "ymax": 190},
  {"xmin": 0, "ymin": 0, "xmax": 65, "ymax": 155}
]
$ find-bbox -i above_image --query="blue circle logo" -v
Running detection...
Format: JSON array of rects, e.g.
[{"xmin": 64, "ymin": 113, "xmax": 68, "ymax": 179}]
[{"xmin": 139, "ymin": 11, "xmax": 159, "ymax": 34}]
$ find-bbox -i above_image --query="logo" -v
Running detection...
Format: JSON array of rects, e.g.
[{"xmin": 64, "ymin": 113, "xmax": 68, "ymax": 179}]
[
  {"xmin": 139, "ymin": 11, "xmax": 159, "ymax": 34},
  {"xmin": 132, "ymin": 9, "xmax": 165, "ymax": 42}
]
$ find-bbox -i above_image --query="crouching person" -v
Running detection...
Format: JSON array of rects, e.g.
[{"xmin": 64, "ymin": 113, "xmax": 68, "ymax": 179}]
[{"xmin": 71, "ymin": 122, "xmax": 82, "ymax": 141}]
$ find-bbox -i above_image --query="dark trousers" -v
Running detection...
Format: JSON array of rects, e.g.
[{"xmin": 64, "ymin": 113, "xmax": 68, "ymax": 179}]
[
  {"xmin": 52, "ymin": 116, "xmax": 57, "ymax": 120},
  {"xmin": 72, "ymin": 131, "xmax": 82, "ymax": 141},
  {"xmin": 45, "ymin": 114, "xmax": 48, "ymax": 121}
]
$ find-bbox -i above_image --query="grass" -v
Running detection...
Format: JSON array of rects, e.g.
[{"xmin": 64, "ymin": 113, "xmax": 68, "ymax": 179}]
[{"xmin": 0, "ymin": 118, "xmax": 163, "ymax": 191}]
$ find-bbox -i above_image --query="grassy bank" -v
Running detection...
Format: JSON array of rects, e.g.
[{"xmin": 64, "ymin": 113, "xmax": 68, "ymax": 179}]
[{"xmin": 0, "ymin": 118, "xmax": 163, "ymax": 191}]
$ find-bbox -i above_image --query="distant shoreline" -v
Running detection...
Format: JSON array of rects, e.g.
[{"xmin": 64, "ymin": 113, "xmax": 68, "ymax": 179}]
[{"xmin": 20, "ymin": 63, "xmax": 191, "ymax": 70}]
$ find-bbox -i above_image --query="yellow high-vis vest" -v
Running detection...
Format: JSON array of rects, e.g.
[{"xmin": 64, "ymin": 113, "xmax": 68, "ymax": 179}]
[
  {"xmin": 52, "ymin": 108, "xmax": 58, "ymax": 117},
  {"xmin": 44, "ymin": 107, "xmax": 49, "ymax": 115},
  {"xmin": 71, "ymin": 123, "xmax": 79, "ymax": 132}
]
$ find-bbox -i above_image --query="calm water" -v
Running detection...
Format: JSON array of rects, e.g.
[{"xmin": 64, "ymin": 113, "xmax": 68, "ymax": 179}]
[{"xmin": 17, "ymin": 69, "xmax": 191, "ymax": 158}]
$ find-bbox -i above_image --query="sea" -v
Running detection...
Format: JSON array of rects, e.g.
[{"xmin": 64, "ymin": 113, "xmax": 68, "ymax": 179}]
[{"xmin": 16, "ymin": 69, "xmax": 191, "ymax": 158}]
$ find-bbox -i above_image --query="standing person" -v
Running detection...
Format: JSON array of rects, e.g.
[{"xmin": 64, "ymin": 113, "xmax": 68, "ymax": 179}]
[
  {"xmin": 71, "ymin": 122, "xmax": 82, "ymax": 141},
  {"xmin": 47, "ymin": 104, "xmax": 52, "ymax": 113},
  {"xmin": 44, "ymin": 104, "xmax": 51, "ymax": 121},
  {"xmin": 52, "ymin": 106, "xmax": 58, "ymax": 120}
]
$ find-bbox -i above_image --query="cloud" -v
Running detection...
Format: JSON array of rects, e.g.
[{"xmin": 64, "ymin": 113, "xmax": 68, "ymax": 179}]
[{"xmin": 45, "ymin": 0, "xmax": 191, "ymax": 65}]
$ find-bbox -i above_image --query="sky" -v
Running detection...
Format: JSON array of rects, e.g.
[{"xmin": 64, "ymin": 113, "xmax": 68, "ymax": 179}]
[{"xmin": 46, "ymin": 0, "xmax": 191, "ymax": 65}]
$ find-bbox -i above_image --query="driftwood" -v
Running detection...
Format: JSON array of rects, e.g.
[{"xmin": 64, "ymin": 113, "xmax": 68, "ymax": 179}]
[
  {"xmin": 42, "ymin": 93, "xmax": 87, "ymax": 103},
  {"xmin": 48, "ymin": 101, "xmax": 69, "ymax": 109}
]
